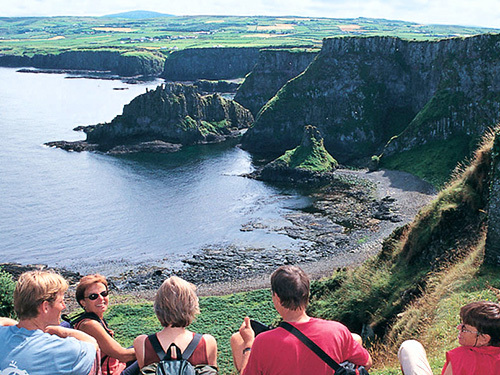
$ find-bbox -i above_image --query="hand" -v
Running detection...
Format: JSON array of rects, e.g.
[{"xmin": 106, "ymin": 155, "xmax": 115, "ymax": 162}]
[{"xmin": 239, "ymin": 317, "xmax": 255, "ymax": 347}]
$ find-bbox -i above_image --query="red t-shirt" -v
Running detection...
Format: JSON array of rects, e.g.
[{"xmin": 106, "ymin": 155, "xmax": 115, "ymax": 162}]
[
  {"xmin": 442, "ymin": 345, "xmax": 500, "ymax": 375},
  {"xmin": 242, "ymin": 318, "xmax": 370, "ymax": 375}
]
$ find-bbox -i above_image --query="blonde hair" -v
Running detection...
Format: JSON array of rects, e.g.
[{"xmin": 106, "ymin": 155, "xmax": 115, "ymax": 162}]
[
  {"xmin": 154, "ymin": 276, "xmax": 200, "ymax": 327},
  {"xmin": 14, "ymin": 270, "xmax": 68, "ymax": 320},
  {"xmin": 75, "ymin": 274, "xmax": 108, "ymax": 307}
]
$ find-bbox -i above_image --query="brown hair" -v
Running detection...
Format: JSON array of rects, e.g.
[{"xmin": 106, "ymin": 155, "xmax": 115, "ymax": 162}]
[
  {"xmin": 14, "ymin": 270, "xmax": 68, "ymax": 320},
  {"xmin": 154, "ymin": 276, "xmax": 200, "ymax": 328},
  {"xmin": 76, "ymin": 274, "xmax": 108, "ymax": 307},
  {"xmin": 271, "ymin": 265, "xmax": 310, "ymax": 311},
  {"xmin": 461, "ymin": 301, "xmax": 500, "ymax": 346}
]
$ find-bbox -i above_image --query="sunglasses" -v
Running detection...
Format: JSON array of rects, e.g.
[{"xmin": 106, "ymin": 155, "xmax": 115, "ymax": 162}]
[
  {"xmin": 85, "ymin": 290, "xmax": 109, "ymax": 300},
  {"xmin": 457, "ymin": 323, "xmax": 480, "ymax": 335}
]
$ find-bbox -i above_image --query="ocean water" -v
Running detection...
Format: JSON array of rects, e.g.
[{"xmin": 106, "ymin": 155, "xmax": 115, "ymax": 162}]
[{"xmin": 0, "ymin": 67, "xmax": 310, "ymax": 275}]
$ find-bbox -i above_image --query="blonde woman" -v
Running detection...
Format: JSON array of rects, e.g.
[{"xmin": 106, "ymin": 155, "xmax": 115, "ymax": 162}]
[{"xmin": 133, "ymin": 276, "xmax": 217, "ymax": 369}]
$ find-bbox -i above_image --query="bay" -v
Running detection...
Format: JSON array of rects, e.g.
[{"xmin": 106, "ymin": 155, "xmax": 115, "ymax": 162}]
[{"xmin": 0, "ymin": 67, "xmax": 310, "ymax": 275}]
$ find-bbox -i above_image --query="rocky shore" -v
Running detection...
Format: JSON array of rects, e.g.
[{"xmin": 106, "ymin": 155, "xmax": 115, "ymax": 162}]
[{"xmin": 1, "ymin": 168, "xmax": 436, "ymax": 297}]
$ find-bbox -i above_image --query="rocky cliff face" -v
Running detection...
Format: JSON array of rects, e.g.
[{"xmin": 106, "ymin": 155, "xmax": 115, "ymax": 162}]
[
  {"xmin": 81, "ymin": 82, "xmax": 254, "ymax": 149},
  {"xmin": 234, "ymin": 48, "xmax": 318, "ymax": 115},
  {"xmin": 241, "ymin": 34, "xmax": 500, "ymax": 164},
  {"xmin": 0, "ymin": 50, "xmax": 165, "ymax": 77},
  {"xmin": 162, "ymin": 47, "xmax": 260, "ymax": 80}
]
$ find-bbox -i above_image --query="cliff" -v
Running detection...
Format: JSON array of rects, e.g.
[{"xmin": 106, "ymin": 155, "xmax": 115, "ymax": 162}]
[
  {"xmin": 258, "ymin": 125, "xmax": 338, "ymax": 183},
  {"xmin": 47, "ymin": 83, "xmax": 254, "ymax": 153},
  {"xmin": 0, "ymin": 49, "xmax": 165, "ymax": 77},
  {"xmin": 241, "ymin": 34, "xmax": 500, "ymax": 164},
  {"xmin": 234, "ymin": 48, "xmax": 318, "ymax": 116},
  {"xmin": 162, "ymin": 47, "xmax": 260, "ymax": 81}
]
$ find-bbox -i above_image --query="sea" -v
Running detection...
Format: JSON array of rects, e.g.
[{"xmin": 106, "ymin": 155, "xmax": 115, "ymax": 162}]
[{"xmin": 0, "ymin": 67, "xmax": 312, "ymax": 276}]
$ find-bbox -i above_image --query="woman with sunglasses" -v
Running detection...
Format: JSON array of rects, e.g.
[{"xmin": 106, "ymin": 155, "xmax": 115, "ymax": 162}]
[
  {"xmin": 398, "ymin": 301, "xmax": 500, "ymax": 374},
  {"xmin": 75, "ymin": 274, "xmax": 137, "ymax": 375}
]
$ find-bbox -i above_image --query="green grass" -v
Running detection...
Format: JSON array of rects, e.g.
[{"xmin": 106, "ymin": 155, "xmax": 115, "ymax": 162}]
[
  {"xmin": 105, "ymin": 288, "xmax": 278, "ymax": 375},
  {"xmin": 1, "ymin": 15, "xmax": 499, "ymax": 57},
  {"xmin": 381, "ymin": 137, "xmax": 475, "ymax": 188}
]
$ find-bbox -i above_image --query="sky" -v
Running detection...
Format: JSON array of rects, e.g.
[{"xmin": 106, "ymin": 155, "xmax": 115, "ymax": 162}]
[{"xmin": 1, "ymin": 0, "xmax": 499, "ymax": 29}]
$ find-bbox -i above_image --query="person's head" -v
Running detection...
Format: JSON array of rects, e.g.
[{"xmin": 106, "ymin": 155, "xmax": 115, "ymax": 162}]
[
  {"xmin": 270, "ymin": 265, "xmax": 310, "ymax": 311},
  {"xmin": 458, "ymin": 301, "xmax": 500, "ymax": 347},
  {"xmin": 154, "ymin": 276, "xmax": 200, "ymax": 328},
  {"xmin": 14, "ymin": 270, "xmax": 68, "ymax": 321},
  {"xmin": 76, "ymin": 274, "xmax": 109, "ymax": 317}
]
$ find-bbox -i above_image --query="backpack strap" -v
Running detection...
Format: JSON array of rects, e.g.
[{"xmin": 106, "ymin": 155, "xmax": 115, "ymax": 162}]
[
  {"xmin": 280, "ymin": 322, "xmax": 341, "ymax": 371},
  {"xmin": 147, "ymin": 332, "xmax": 203, "ymax": 361},
  {"xmin": 182, "ymin": 333, "xmax": 203, "ymax": 360},
  {"xmin": 147, "ymin": 333, "xmax": 166, "ymax": 359}
]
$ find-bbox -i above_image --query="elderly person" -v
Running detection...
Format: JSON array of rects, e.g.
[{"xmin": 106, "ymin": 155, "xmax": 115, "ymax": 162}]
[
  {"xmin": 133, "ymin": 276, "xmax": 218, "ymax": 369},
  {"xmin": 398, "ymin": 301, "xmax": 500, "ymax": 374},
  {"xmin": 75, "ymin": 274, "xmax": 137, "ymax": 375},
  {"xmin": 0, "ymin": 270, "xmax": 97, "ymax": 374}
]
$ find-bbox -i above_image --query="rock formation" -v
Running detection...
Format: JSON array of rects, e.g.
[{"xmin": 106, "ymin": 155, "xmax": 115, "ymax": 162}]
[
  {"xmin": 162, "ymin": 47, "xmax": 260, "ymax": 80},
  {"xmin": 241, "ymin": 34, "xmax": 500, "ymax": 164},
  {"xmin": 234, "ymin": 48, "xmax": 318, "ymax": 116},
  {"xmin": 46, "ymin": 82, "xmax": 254, "ymax": 153},
  {"xmin": 257, "ymin": 125, "xmax": 338, "ymax": 183},
  {"xmin": 0, "ymin": 50, "xmax": 165, "ymax": 77}
]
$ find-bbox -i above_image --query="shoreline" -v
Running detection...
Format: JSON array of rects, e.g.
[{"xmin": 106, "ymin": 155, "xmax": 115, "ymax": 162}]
[{"xmin": 1, "ymin": 168, "xmax": 436, "ymax": 299}]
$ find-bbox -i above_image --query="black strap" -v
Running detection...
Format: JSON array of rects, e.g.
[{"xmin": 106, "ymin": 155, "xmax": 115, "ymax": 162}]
[
  {"xmin": 280, "ymin": 322, "xmax": 340, "ymax": 371},
  {"xmin": 148, "ymin": 333, "xmax": 203, "ymax": 361}
]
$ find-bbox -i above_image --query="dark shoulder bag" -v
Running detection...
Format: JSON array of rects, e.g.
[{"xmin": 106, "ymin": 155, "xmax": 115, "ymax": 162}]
[{"xmin": 280, "ymin": 322, "xmax": 369, "ymax": 375}]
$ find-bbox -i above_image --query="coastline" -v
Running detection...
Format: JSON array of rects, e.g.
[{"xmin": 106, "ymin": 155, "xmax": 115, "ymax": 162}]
[{"xmin": 1, "ymin": 168, "xmax": 436, "ymax": 299}]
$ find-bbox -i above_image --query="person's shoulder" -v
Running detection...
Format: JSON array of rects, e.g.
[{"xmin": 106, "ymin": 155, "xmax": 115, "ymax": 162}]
[{"xmin": 202, "ymin": 333, "xmax": 217, "ymax": 345}]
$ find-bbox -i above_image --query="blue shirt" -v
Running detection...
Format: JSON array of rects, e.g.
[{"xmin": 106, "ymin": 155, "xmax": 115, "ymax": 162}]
[{"xmin": 0, "ymin": 325, "xmax": 96, "ymax": 375}]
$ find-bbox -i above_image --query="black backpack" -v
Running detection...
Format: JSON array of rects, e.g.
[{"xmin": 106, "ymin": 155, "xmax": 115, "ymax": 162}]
[
  {"xmin": 60, "ymin": 311, "xmax": 102, "ymax": 329},
  {"xmin": 139, "ymin": 333, "xmax": 217, "ymax": 375}
]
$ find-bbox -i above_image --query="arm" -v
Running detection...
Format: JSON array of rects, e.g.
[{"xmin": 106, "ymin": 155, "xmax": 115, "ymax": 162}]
[
  {"xmin": 133, "ymin": 334, "xmax": 148, "ymax": 368},
  {"xmin": 78, "ymin": 319, "xmax": 135, "ymax": 362},
  {"xmin": 0, "ymin": 317, "xmax": 18, "ymax": 326},
  {"xmin": 442, "ymin": 361, "xmax": 453, "ymax": 375},
  {"xmin": 203, "ymin": 334, "xmax": 218, "ymax": 367},
  {"xmin": 236, "ymin": 317, "xmax": 255, "ymax": 374},
  {"xmin": 45, "ymin": 325, "xmax": 99, "ymax": 351}
]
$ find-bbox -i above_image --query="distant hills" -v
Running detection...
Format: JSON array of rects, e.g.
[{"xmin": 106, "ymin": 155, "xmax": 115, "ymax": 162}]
[{"xmin": 103, "ymin": 10, "xmax": 175, "ymax": 19}]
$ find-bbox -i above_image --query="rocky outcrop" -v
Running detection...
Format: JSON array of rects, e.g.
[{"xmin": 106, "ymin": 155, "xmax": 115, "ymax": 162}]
[
  {"xmin": 162, "ymin": 47, "xmax": 260, "ymax": 80},
  {"xmin": 0, "ymin": 50, "xmax": 165, "ymax": 77},
  {"xmin": 256, "ymin": 125, "xmax": 338, "ymax": 183},
  {"xmin": 47, "ymin": 83, "xmax": 254, "ymax": 153},
  {"xmin": 241, "ymin": 34, "xmax": 500, "ymax": 164},
  {"xmin": 234, "ymin": 48, "xmax": 318, "ymax": 115}
]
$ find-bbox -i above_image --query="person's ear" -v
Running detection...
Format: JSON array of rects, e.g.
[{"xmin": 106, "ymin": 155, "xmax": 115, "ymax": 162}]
[
  {"xmin": 479, "ymin": 333, "xmax": 491, "ymax": 346},
  {"xmin": 39, "ymin": 300, "xmax": 50, "ymax": 315}
]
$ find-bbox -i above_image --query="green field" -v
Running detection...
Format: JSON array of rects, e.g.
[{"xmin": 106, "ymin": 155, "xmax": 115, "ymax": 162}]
[{"xmin": 1, "ymin": 15, "xmax": 499, "ymax": 57}]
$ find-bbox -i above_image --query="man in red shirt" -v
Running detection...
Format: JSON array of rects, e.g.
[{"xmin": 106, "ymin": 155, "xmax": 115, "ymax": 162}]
[{"xmin": 231, "ymin": 265, "xmax": 372, "ymax": 375}]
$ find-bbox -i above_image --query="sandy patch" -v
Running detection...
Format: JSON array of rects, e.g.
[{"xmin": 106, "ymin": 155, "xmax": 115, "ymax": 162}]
[
  {"xmin": 48, "ymin": 36, "xmax": 65, "ymax": 40},
  {"xmin": 205, "ymin": 20, "xmax": 225, "ymax": 24},
  {"xmin": 252, "ymin": 23, "xmax": 295, "ymax": 31},
  {"xmin": 92, "ymin": 27, "xmax": 136, "ymax": 32},
  {"xmin": 338, "ymin": 24, "xmax": 363, "ymax": 32}
]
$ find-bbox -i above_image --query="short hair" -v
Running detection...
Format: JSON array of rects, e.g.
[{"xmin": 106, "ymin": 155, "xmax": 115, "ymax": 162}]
[
  {"xmin": 271, "ymin": 265, "xmax": 310, "ymax": 310},
  {"xmin": 75, "ymin": 274, "xmax": 108, "ymax": 307},
  {"xmin": 460, "ymin": 301, "xmax": 500, "ymax": 346},
  {"xmin": 14, "ymin": 270, "xmax": 68, "ymax": 320},
  {"xmin": 154, "ymin": 276, "xmax": 200, "ymax": 328}
]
